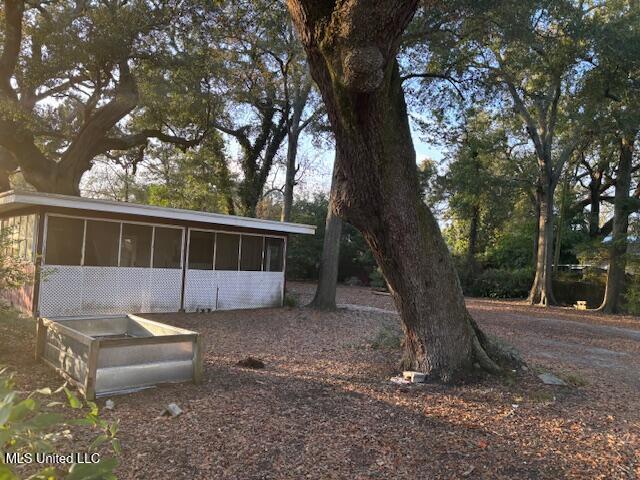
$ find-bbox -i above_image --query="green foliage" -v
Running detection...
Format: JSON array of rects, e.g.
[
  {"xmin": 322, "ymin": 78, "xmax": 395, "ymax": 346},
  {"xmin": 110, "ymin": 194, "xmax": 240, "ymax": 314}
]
[
  {"xmin": 0, "ymin": 370, "xmax": 119, "ymax": 480},
  {"xmin": 286, "ymin": 195, "xmax": 327, "ymax": 280},
  {"xmin": 623, "ymin": 253, "xmax": 640, "ymax": 314},
  {"xmin": 483, "ymin": 215, "xmax": 537, "ymax": 270},
  {"xmin": 0, "ymin": 229, "xmax": 32, "ymax": 293},
  {"xmin": 368, "ymin": 268, "xmax": 386, "ymax": 289},
  {"xmin": 282, "ymin": 293, "xmax": 298, "ymax": 308},
  {"xmin": 623, "ymin": 280, "xmax": 640, "ymax": 315},
  {"xmin": 287, "ymin": 194, "xmax": 377, "ymax": 283},
  {"xmin": 464, "ymin": 268, "xmax": 534, "ymax": 299},
  {"xmin": 144, "ymin": 137, "xmax": 234, "ymax": 214}
]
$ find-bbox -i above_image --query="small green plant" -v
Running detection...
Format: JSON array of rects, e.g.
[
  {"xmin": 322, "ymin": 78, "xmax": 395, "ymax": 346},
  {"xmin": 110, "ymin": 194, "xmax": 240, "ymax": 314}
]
[
  {"xmin": 0, "ymin": 369, "xmax": 120, "ymax": 479},
  {"xmin": 528, "ymin": 389, "xmax": 555, "ymax": 403},
  {"xmin": 283, "ymin": 293, "xmax": 298, "ymax": 307},
  {"xmin": 370, "ymin": 325, "xmax": 401, "ymax": 351},
  {"xmin": 559, "ymin": 372, "xmax": 589, "ymax": 387}
]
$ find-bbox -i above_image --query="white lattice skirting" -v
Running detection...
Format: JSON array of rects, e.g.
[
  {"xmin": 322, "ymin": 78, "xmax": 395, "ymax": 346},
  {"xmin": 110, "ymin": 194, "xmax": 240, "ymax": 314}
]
[
  {"xmin": 39, "ymin": 266, "xmax": 182, "ymax": 317},
  {"xmin": 38, "ymin": 266, "xmax": 284, "ymax": 317},
  {"xmin": 183, "ymin": 270, "xmax": 284, "ymax": 312}
]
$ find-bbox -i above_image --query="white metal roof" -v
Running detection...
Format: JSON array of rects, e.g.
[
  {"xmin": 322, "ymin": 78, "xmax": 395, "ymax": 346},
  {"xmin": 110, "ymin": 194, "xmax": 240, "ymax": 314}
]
[{"xmin": 0, "ymin": 190, "xmax": 316, "ymax": 235}]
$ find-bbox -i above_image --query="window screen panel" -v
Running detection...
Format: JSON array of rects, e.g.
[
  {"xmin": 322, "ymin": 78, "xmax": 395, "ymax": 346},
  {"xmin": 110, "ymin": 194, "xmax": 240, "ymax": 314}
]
[
  {"xmin": 215, "ymin": 233, "xmax": 239, "ymax": 271},
  {"xmin": 240, "ymin": 235, "xmax": 263, "ymax": 271},
  {"xmin": 45, "ymin": 216, "xmax": 84, "ymax": 266},
  {"xmin": 263, "ymin": 237, "xmax": 284, "ymax": 272},
  {"xmin": 84, "ymin": 220, "xmax": 120, "ymax": 267},
  {"xmin": 153, "ymin": 227, "xmax": 183, "ymax": 269},
  {"xmin": 188, "ymin": 230, "xmax": 215, "ymax": 270},
  {"xmin": 120, "ymin": 223, "xmax": 152, "ymax": 267}
]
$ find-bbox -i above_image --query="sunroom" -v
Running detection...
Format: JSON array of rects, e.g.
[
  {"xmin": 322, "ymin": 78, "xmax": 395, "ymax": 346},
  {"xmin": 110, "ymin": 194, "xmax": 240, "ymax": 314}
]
[{"xmin": 0, "ymin": 190, "xmax": 315, "ymax": 317}]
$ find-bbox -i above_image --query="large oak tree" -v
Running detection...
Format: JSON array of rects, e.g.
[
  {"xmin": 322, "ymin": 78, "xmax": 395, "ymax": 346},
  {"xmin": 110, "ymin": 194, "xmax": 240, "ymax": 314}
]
[
  {"xmin": 0, "ymin": 0, "xmax": 209, "ymax": 195},
  {"xmin": 286, "ymin": 0, "xmax": 517, "ymax": 379}
]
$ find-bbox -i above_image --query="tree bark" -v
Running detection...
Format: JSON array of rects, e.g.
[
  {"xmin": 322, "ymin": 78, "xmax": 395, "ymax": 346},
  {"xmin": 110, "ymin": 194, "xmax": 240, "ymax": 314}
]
[
  {"xmin": 599, "ymin": 135, "xmax": 635, "ymax": 313},
  {"xmin": 553, "ymin": 174, "xmax": 571, "ymax": 272},
  {"xmin": 530, "ymin": 193, "xmax": 540, "ymax": 267},
  {"xmin": 466, "ymin": 204, "xmax": 479, "ymax": 274},
  {"xmin": 528, "ymin": 173, "xmax": 557, "ymax": 305},
  {"xmin": 282, "ymin": 130, "xmax": 299, "ymax": 222},
  {"xmin": 287, "ymin": 0, "xmax": 516, "ymax": 380},
  {"xmin": 0, "ymin": 147, "xmax": 16, "ymax": 192},
  {"xmin": 282, "ymin": 82, "xmax": 312, "ymax": 222},
  {"xmin": 588, "ymin": 175, "xmax": 602, "ymax": 238},
  {"xmin": 309, "ymin": 187, "xmax": 343, "ymax": 310}
]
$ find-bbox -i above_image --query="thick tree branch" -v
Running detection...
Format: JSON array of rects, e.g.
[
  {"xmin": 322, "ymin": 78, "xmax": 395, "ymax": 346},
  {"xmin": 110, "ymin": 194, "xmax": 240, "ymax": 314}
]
[
  {"xmin": 0, "ymin": 0, "xmax": 23, "ymax": 98},
  {"xmin": 401, "ymin": 71, "xmax": 465, "ymax": 98},
  {"xmin": 99, "ymin": 129, "xmax": 206, "ymax": 153},
  {"xmin": 60, "ymin": 62, "xmax": 139, "ymax": 170}
]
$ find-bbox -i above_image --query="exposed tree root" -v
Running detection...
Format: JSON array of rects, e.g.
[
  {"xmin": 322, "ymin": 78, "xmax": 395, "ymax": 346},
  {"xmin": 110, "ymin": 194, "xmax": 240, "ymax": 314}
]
[{"xmin": 468, "ymin": 315, "xmax": 524, "ymax": 375}]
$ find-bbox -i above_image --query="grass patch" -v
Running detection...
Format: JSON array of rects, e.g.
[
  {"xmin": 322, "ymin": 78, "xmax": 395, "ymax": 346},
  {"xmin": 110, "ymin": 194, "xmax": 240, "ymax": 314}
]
[
  {"xmin": 0, "ymin": 303, "xmax": 35, "ymax": 337},
  {"xmin": 370, "ymin": 325, "xmax": 402, "ymax": 351},
  {"xmin": 559, "ymin": 371, "xmax": 589, "ymax": 387},
  {"xmin": 528, "ymin": 389, "xmax": 556, "ymax": 403}
]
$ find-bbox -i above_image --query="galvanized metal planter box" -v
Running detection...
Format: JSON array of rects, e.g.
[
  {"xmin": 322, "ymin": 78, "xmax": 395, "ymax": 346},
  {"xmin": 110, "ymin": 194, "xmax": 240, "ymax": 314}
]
[{"xmin": 36, "ymin": 314, "xmax": 203, "ymax": 400}]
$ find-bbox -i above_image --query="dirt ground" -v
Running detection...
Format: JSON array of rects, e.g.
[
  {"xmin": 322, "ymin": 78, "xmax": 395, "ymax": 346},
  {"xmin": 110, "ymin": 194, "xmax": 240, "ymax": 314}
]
[{"xmin": 2, "ymin": 282, "xmax": 639, "ymax": 479}]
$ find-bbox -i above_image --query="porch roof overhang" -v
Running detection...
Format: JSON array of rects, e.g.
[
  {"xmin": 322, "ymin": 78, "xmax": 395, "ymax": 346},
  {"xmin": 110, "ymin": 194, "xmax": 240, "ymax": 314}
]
[{"xmin": 0, "ymin": 190, "xmax": 316, "ymax": 235}]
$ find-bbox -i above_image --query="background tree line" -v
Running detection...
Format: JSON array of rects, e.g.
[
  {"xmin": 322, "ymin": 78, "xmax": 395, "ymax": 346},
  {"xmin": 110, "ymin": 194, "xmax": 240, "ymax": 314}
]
[{"xmin": 1, "ymin": 0, "xmax": 639, "ymax": 314}]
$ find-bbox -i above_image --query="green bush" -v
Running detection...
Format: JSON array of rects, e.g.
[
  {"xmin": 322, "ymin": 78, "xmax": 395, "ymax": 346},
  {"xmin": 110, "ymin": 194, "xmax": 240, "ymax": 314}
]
[
  {"xmin": 368, "ymin": 268, "xmax": 386, "ymax": 289},
  {"xmin": 464, "ymin": 268, "xmax": 534, "ymax": 298},
  {"xmin": 286, "ymin": 195, "xmax": 377, "ymax": 283},
  {"xmin": 0, "ymin": 369, "xmax": 120, "ymax": 479},
  {"xmin": 624, "ymin": 283, "xmax": 640, "ymax": 315},
  {"xmin": 283, "ymin": 293, "xmax": 298, "ymax": 308},
  {"xmin": 0, "ymin": 229, "xmax": 33, "ymax": 293}
]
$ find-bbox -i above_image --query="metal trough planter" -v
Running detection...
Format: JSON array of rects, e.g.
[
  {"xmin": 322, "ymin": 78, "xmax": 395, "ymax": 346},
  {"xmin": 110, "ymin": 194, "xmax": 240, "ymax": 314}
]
[{"xmin": 36, "ymin": 314, "xmax": 203, "ymax": 400}]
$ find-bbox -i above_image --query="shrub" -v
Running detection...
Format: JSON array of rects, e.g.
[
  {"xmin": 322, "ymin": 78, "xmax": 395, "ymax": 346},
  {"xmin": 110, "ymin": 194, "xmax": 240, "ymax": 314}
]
[
  {"xmin": 465, "ymin": 268, "xmax": 534, "ymax": 298},
  {"xmin": 0, "ymin": 369, "xmax": 120, "ymax": 479},
  {"xmin": 283, "ymin": 293, "xmax": 298, "ymax": 307},
  {"xmin": 624, "ymin": 276, "xmax": 640, "ymax": 315},
  {"xmin": 368, "ymin": 268, "xmax": 386, "ymax": 289},
  {"xmin": 0, "ymin": 229, "xmax": 32, "ymax": 293}
]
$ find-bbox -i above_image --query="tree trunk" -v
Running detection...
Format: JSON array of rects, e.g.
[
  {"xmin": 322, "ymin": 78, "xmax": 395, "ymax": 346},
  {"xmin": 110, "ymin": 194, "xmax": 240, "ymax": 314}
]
[
  {"xmin": 0, "ymin": 169, "xmax": 10, "ymax": 192},
  {"xmin": 553, "ymin": 175, "xmax": 570, "ymax": 272},
  {"xmin": 225, "ymin": 195, "xmax": 236, "ymax": 216},
  {"xmin": 22, "ymin": 166, "xmax": 83, "ymax": 195},
  {"xmin": 588, "ymin": 177, "xmax": 602, "ymax": 238},
  {"xmin": 528, "ymin": 172, "xmax": 557, "ymax": 305},
  {"xmin": 466, "ymin": 204, "xmax": 479, "ymax": 274},
  {"xmin": 0, "ymin": 147, "xmax": 16, "ymax": 192},
  {"xmin": 532, "ymin": 195, "xmax": 540, "ymax": 266},
  {"xmin": 281, "ymin": 128, "xmax": 299, "ymax": 222},
  {"xmin": 281, "ymin": 82, "xmax": 311, "ymax": 222},
  {"xmin": 309, "ymin": 191, "xmax": 343, "ymax": 310},
  {"xmin": 599, "ymin": 135, "xmax": 635, "ymax": 313},
  {"xmin": 286, "ymin": 0, "xmax": 517, "ymax": 380}
]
